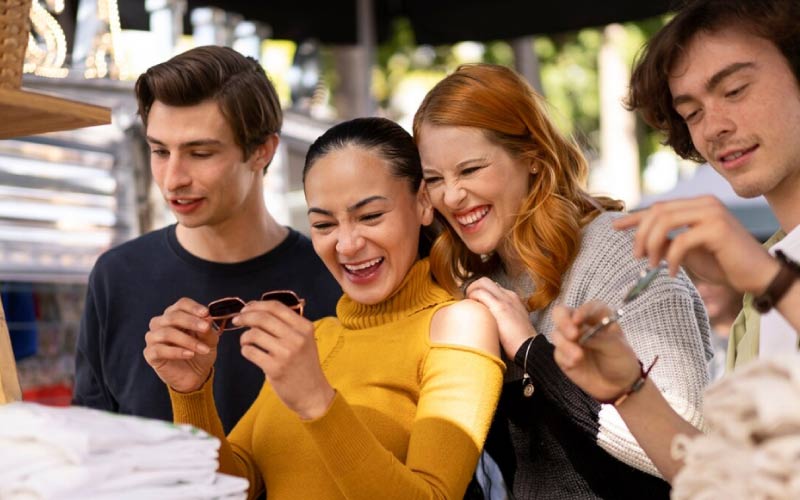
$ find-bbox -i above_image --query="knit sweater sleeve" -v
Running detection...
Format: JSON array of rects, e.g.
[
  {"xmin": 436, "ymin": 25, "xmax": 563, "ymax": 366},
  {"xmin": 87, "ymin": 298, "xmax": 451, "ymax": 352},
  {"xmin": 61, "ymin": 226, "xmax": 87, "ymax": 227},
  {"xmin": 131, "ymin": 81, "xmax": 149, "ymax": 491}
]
[
  {"xmin": 169, "ymin": 371, "xmax": 265, "ymax": 499},
  {"xmin": 517, "ymin": 213, "xmax": 711, "ymax": 477},
  {"xmin": 301, "ymin": 344, "xmax": 505, "ymax": 499}
]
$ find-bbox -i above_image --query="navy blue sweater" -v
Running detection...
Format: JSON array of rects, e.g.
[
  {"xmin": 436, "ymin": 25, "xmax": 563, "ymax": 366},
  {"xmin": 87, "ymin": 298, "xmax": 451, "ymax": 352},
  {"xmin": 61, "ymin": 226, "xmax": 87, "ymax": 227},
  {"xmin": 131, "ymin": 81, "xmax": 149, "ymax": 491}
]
[{"xmin": 73, "ymin": 225, "xmax": 341, "ymax": 433}]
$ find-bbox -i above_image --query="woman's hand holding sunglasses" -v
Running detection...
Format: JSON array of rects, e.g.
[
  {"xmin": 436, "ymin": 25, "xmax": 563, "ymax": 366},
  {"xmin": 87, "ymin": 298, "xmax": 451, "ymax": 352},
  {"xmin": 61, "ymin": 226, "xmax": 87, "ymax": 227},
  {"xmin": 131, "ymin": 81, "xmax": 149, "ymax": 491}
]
[
  {"xmin": 143, "ymin": 297, "xmax": 219, "ymax": 394},
  {"xmin": 235, "ymin": 297, "xmax": 335, "ymax": 420}
]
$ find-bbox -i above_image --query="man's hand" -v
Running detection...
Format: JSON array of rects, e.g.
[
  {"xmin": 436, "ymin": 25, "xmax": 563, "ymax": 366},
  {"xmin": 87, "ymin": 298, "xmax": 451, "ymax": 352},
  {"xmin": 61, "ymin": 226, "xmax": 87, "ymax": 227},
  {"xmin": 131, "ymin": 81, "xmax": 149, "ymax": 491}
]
[
  {"xmin": 613, "ymin": 196, "xmax": 778, "ymax": 294},
  {"xmin": 551, "ymin": 301, "xmax": 641, "ymax": 402}
]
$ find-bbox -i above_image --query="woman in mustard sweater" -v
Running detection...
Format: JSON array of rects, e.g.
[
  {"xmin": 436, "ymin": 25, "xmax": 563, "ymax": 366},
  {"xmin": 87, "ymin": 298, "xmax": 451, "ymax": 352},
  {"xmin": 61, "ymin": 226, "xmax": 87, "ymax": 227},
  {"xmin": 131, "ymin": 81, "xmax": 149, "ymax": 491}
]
[{"xmin": 142, "ymin": 117, "xmax": 505, "ymax": 499}]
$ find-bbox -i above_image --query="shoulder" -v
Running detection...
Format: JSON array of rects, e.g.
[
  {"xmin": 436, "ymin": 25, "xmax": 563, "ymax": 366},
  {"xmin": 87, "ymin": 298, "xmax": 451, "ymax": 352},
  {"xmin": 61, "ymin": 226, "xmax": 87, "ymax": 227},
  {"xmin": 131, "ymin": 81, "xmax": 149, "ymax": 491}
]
[
  {"xmin": 429, "ymin": 299, "xmax": 500, "ymax": 356},
  {"xmin": 92, "ymin": 226, "xmax": 170, "ymax": 273}
]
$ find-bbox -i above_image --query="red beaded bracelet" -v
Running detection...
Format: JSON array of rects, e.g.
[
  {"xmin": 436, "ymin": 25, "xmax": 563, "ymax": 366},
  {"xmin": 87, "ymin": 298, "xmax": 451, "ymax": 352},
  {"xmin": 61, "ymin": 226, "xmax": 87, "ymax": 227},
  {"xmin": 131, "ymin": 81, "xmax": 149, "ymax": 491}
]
[{"xmin": 598, "ymin": 356, "xmax": 659, "ymax": 407}]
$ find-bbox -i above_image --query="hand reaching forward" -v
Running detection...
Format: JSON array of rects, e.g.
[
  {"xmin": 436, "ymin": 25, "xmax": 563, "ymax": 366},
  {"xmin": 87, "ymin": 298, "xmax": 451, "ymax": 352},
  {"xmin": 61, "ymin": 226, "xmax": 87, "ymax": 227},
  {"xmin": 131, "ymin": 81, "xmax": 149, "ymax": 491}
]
[
  {"xmin": 551, "ymin": 301, "xmax": 641, "ymax": 402},
  {"xmin": 234, "ymin": 300, "xmax": 335, "ymax": 420},
  {"xmin": 143, "ymin": 298, "xmax": 219, "ymax": 394},
  {"xmin": 465, "ymin": 277, "xmax": 537, "ymax": 359},
  {"xmin": 613, "ymin": 196, "xmax": 778, "ymax": 294}
]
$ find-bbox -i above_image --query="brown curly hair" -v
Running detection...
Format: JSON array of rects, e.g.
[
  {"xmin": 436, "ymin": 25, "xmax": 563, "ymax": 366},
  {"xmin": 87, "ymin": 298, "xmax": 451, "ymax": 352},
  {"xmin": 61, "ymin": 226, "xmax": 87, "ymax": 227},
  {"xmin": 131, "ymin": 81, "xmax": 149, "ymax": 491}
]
[
  {"xmin": 413, "ymin": 63, "xmax": 623, "ymax": 311},
  {"xmin": 627, "ymin": 0, "xmax": 800, "ymax": 162}
]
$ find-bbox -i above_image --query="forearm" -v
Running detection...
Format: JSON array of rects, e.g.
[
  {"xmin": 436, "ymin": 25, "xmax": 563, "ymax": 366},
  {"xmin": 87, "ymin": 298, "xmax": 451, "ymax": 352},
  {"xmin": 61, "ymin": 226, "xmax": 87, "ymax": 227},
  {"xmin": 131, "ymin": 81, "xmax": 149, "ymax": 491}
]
[
  {"xmin": 616, "ymin": 379, "xmax": 701, "ymax": 482},
  {"xmin": 169, "ymin": 373, "xmax": 263, "ymax": 498},
  {"xmin": 302, "ymin": 345, "xmax": 504, "ymax": 499},
  {"xmin": 515, "ymin": 336, "xmax": 604, "ymax": 436}
]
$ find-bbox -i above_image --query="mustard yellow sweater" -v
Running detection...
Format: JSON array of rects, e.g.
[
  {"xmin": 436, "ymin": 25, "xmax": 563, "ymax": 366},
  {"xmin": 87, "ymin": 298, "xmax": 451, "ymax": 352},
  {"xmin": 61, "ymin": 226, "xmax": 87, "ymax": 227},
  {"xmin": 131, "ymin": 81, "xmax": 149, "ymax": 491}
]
[{"xmin": 170, "ymin": 259, "xmax": 504, "ymax": 499}]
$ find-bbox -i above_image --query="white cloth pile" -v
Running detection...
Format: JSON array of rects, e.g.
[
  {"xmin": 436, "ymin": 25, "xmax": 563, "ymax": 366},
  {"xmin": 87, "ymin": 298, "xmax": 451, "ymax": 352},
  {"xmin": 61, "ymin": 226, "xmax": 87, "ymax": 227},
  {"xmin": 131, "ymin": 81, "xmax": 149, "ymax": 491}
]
[
  {"xmin": 672, "ymin": 353, "xmax": 800, "ymax": 500},
  {"xmin": 0, "ymin": 402, "xmax": 248, "ymax": 499}
]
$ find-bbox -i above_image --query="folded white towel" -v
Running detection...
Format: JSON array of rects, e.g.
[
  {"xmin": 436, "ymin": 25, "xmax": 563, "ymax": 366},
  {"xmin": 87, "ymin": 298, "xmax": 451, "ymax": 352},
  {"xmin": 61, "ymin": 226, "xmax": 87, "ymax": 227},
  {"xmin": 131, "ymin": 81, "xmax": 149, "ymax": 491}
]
[{"xmin": 0, "ymin": 402, "xmax": 248, "ymax": 500}]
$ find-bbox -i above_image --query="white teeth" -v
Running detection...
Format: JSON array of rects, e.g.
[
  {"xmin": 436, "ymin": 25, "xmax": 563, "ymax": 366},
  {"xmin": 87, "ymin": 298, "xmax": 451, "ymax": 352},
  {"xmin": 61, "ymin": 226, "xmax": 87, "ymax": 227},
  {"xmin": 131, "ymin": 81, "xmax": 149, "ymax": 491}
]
[
  {"xmin": 723, "ymin": 151, "xmax": 744, "ymax": 161},
  {"xmin": 175, "ymin": 199, "xmax": 194, "ymax": 205},
  {"xmin": 456, "ymin": 206, "xmax": 489, "ymax": 225},
  {"xmin": 344, "ymin": 257, "xmax": 382, "ymax": 271}
]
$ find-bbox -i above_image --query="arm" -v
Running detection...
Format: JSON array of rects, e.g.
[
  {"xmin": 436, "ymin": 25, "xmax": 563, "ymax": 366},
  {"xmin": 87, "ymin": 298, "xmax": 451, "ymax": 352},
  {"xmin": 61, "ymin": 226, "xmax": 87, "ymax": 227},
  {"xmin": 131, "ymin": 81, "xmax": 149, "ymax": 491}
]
[
  {"xmin": 297, "ymin": 300, "xmax": 504, "ymax": 499},
  {"xmin": 73, "ymin": 270, "xmax": 116, "ymax": 410},
  {"xmin": 615, "ymin": 195, "xmax": 800, "ymax": 330},
  {"xmin": 551, "ymin": 301, "xmax": 700, "ymax": 482}
]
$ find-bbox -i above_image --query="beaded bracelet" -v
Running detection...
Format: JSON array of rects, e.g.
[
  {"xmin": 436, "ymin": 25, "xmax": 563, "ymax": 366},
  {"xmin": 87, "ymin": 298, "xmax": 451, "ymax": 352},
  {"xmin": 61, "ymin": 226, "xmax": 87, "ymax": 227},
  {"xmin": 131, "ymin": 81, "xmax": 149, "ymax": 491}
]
[{"xmin": 598, "ymin": 355, "xmax": 659, "ymax": 407}]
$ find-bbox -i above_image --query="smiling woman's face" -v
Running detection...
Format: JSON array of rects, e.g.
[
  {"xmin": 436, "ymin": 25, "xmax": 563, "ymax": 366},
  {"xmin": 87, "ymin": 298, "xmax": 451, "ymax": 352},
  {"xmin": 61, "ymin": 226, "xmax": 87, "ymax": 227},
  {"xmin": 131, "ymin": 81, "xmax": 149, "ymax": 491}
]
[
  {"xmin": 417, "ymin": 124, "xmax": 532, "ymax": 256},
  {"xmin": 304, "ymin": 145, "xmax": 433, "ymax": 305}
]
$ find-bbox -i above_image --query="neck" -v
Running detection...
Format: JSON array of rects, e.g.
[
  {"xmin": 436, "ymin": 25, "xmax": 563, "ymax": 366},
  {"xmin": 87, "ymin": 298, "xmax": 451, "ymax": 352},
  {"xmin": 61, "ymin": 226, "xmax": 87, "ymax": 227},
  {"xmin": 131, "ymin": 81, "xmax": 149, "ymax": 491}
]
[
  {"xmin": 176, "ymin": 197, "xmax": 288, "ymax": 263},
  {"xmin": 765, "ymin": 167, "xmax": 800, "ymax": 233},
  {"xmin": 497, "ymin": 241, "xmax": 526, "ymax": 279}
]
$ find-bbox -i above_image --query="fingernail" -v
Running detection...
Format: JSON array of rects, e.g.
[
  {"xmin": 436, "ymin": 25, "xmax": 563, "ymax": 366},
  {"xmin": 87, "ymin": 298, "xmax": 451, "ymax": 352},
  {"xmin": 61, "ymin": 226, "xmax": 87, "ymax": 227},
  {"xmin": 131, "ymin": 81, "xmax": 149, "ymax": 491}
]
[
  {"xmin": 197, "ymin": 321, "xmax": 208, "ymax": 331},
  {"xmin": 197, "ymin": 307, "xmax": 208, "ymax": 316},
  {"xmin": 196, "ymin": 343, "xmax": 210, "ymax": 354},
  {"xmin": 182, "ymin": 350, "xmax": 194, "ymax": 358}
]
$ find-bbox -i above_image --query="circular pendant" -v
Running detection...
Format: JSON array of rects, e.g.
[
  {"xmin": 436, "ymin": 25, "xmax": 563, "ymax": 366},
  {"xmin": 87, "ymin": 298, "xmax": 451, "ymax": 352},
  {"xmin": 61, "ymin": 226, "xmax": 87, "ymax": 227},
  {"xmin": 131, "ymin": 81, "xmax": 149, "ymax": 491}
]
[{"xmin": 522, "ymin": 379, "xmax": 535, "ymax": 397}]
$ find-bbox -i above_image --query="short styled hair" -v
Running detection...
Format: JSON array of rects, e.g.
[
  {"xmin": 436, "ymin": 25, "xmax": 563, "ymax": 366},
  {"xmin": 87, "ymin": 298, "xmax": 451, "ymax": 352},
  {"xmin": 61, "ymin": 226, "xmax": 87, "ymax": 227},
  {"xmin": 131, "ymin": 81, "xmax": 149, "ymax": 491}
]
[
  {"xmin": 627, "ymin": 0, "xmax": 800, "ymax": 162},
  {"xmin": 135, "ymin": 45, "xmax": 282, "ymax": 162}
]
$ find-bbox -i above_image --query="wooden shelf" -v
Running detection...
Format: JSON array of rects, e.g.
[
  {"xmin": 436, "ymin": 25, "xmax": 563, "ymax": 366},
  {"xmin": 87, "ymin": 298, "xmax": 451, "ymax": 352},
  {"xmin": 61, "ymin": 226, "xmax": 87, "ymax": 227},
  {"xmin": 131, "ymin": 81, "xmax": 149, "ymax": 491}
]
[{"xmin": 0, "ymin": 86, "xmax": 112, "ymax": 139}]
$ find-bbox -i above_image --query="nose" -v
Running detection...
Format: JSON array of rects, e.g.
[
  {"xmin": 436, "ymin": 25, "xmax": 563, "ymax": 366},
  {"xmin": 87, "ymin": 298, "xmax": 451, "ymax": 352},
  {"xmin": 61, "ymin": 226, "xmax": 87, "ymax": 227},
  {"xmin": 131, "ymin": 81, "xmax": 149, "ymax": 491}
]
[
  {"xmin": 702, "ymin": 103, "xmax": 736, "ymax": 144},
  {"xmin": 162, "ymin": 155, "xmax": 191, "ymax": 192},
  {"xmin": 335, "ymin": 224, "xmax": 365, "ymax": 256},
  {"xmin": 442, "ymin": 181, "xmax": 467, "ymax": 209}
]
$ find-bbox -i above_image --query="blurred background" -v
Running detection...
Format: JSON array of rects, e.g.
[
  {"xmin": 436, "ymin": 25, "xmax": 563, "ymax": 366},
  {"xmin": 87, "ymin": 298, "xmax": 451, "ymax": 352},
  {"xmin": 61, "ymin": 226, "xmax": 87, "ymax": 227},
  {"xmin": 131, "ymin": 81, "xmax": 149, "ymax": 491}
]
[{"xmin": 2, "ymin": 0, "xmax": 775, "ymax": 400}]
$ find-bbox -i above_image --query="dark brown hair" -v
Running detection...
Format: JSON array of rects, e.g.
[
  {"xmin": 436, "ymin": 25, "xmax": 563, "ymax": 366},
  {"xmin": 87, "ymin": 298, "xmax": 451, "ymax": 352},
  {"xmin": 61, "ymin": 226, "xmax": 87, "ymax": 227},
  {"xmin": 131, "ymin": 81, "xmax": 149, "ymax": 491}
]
[
  {"xmin": 135, "ymin": 46, "xmax": 282, "ymax": 165},
  {"xmin": 413, "ymin": 63, "xmax": 623, "ymax": 309},
  {"xmin": 628, "ymin": 0, "xmax": 800, "ymax": 162}
]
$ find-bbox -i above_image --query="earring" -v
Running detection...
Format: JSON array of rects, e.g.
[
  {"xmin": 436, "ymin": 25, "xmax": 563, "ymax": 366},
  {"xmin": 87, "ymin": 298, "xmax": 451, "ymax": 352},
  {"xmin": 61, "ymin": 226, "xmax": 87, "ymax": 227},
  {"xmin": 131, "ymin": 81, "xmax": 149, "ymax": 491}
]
[{"xmin": 531, "ymin": 167, "xmax": 538, "ymax": 174}]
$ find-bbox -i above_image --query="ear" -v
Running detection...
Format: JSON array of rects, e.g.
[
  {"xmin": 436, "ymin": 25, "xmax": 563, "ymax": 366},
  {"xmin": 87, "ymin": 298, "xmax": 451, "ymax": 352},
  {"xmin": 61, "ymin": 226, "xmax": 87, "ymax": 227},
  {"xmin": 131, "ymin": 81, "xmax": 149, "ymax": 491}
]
[
  {"xmin": 249, "ymin": 133, "xmax": 280, "ymax": 172},
  {"xmin": 417, "ymin": 181, "xmax": 435, "ymax": 226}
]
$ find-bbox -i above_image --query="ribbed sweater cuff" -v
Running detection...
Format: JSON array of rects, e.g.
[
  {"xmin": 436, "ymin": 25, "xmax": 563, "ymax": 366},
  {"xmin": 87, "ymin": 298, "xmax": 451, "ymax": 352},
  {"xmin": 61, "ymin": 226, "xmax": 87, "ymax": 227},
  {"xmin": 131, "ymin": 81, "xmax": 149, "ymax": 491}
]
[{"xmin": 168, "ymin": 370, "xmax": 224, "ymax": 435}]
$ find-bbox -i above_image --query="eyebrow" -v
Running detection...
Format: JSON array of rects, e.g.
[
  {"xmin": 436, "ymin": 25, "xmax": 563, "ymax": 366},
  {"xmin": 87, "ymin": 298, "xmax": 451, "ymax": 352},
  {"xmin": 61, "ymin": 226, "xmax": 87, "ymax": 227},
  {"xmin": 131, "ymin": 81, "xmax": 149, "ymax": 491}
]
[
  {"xmin": 307, "ymin": 195, "xmax": 389, "ymax": 216},
  {"xmin": 146, "ymin": 136, "xmax": 224, "ymax": 148},
  {"xmin": 672, "ymin": 62, "xmax": 755, "ymax": 107}
]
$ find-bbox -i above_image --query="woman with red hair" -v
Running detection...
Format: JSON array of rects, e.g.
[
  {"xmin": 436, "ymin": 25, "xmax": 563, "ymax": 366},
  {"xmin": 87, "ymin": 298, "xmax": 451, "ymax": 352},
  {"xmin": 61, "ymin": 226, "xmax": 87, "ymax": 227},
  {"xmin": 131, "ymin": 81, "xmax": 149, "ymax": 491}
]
[{"xmin": 413, "ymin": 63, "xmax": 711, "ymax": 499}]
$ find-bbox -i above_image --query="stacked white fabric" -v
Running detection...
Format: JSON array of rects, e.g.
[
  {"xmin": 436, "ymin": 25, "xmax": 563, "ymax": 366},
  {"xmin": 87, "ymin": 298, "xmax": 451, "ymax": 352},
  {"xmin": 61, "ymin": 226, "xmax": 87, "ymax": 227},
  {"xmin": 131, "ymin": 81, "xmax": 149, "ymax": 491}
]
[
  {"xmin": 0, "ymin": 402, "xmax": 248, "ymax": 499},
  {"xmin": 672, "ymin": 353, "xmax": 800, "ymax": 500}
]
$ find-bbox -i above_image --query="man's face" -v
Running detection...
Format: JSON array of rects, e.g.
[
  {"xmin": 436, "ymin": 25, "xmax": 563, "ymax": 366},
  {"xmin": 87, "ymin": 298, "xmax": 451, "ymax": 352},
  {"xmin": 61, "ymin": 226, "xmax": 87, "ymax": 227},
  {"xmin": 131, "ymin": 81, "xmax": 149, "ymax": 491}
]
[
  {"xmin": 668, "ymin": 27, "xmax": 800, "ymax": 202},
  {"xmin": 145, "ymin": 99, "xmax": 264, "ymax": 230}
]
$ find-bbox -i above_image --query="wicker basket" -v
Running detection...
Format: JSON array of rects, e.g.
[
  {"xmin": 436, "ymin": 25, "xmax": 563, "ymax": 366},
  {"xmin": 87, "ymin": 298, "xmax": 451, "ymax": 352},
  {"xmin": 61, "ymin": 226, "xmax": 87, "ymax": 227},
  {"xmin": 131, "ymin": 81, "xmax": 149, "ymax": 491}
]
[{"xmin": 0, "ymin": 0, "xmax": 32, "ymax": 89}]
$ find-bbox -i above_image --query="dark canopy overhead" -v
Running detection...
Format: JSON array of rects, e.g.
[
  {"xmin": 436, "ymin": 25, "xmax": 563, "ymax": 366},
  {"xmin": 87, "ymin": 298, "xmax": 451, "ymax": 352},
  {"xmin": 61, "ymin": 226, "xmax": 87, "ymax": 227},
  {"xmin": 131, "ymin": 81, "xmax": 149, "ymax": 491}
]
[{"xmin": 115, "ymin": 0, "xmax": 676, "ymax": 45}]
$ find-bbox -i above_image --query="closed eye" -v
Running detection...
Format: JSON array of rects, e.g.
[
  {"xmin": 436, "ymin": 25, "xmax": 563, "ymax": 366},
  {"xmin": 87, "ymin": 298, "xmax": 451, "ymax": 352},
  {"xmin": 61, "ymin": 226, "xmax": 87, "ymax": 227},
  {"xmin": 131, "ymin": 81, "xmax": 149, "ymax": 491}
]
[
  {"xmin": 151, "ymin": 149, "xmax": 169, "ymax": 158},
  {"xmin": 462, "ymin": 165, "xmax": 485, "ymax": 175},
  {"xmin": 725, "ymin": 84, "xmax": 748, "ymax": 98},
  {"xmin": 423, "ymin": 175, "xmax": 443, "ymax": 185},
  {"xmin": 360, "ymin": 212, "xmax": 385, "ymax": 223}
]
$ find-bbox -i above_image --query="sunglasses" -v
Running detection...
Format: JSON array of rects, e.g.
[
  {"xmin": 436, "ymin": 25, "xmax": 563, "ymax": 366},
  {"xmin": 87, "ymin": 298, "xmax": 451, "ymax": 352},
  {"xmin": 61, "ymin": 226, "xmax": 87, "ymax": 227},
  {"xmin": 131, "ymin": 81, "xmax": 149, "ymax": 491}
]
[{"xmin": 208, "ymin": 290, "xmax": 306, "ymax": 332}]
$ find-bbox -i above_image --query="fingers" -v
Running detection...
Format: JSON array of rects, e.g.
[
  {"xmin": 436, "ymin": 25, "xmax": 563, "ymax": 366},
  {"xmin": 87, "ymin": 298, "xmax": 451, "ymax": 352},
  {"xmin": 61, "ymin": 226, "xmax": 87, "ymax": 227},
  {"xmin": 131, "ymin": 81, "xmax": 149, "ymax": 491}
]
[{"xmin": 615, "ymin": 196, "xmax": 732, "ymax": 269}]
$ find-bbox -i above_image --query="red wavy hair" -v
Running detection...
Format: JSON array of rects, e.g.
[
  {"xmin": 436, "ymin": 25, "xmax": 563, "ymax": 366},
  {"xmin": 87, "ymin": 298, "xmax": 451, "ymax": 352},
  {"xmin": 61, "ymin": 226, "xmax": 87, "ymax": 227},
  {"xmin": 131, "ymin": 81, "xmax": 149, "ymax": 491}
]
[{"xmin": 413, "ymin": 63, "xmax": 623, "ymax": 310}]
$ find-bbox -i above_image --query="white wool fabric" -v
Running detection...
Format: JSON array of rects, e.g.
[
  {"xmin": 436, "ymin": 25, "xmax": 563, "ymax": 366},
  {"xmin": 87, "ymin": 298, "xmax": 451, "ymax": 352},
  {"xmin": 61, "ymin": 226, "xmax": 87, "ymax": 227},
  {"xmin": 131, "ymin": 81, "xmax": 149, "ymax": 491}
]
[{"xmin": 672, "ymin": 353, "xmax": 800, "ymax": 500}]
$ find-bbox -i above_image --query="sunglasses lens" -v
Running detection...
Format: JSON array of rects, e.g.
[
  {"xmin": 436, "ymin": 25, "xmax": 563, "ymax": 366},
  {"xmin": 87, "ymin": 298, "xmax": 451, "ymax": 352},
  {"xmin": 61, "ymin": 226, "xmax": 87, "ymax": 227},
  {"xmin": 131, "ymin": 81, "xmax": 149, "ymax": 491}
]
[
  {"xmin": 208, "ymin": 298, "xmax": 244, "ymax": 318},
  {"xmin": 261, "ymin": 292, "xmax": 301, "ymax": 308}
]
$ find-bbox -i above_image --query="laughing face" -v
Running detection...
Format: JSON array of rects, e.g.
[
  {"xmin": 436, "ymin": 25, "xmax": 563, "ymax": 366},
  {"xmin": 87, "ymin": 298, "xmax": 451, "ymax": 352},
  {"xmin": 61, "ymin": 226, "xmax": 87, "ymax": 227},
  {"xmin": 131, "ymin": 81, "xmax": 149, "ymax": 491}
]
[
  {"xmin": 146, "ymin": 99, "xmax": 268, "ymax": 231},
  {"xmin": 669, "ymin": 27, "xmax": 800, "ymax": 202},
  {"xmin": 304, "ymin": 146, "xmax": 433, "ymax": 305},
  {"xmin": 417, "ymin": 124, "xmax": 533, "ymax": 257}
]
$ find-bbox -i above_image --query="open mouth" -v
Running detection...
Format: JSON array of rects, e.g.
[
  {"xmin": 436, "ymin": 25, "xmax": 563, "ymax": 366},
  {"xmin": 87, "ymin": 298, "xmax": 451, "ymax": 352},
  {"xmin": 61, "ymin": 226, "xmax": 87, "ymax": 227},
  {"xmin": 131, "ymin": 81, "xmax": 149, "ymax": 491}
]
[
  {"xmin": 718, "ymin": 144, "xmax": 758, "ymax": 166},
  {"xmin": 455, "ymin": 206, "xmax": 490, "ymax": 228},
  {"xmin": 342, "ymin": 257, "xmax": 384, "ymax": 280}
]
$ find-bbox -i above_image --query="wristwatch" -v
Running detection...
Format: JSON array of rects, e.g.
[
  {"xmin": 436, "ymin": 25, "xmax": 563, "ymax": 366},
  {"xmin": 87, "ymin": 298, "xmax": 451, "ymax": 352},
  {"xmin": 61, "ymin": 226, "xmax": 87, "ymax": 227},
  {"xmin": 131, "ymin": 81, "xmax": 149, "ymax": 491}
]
[{"xmin": 753, "ymin": 250, "xmax": 800, "ymax": 313}]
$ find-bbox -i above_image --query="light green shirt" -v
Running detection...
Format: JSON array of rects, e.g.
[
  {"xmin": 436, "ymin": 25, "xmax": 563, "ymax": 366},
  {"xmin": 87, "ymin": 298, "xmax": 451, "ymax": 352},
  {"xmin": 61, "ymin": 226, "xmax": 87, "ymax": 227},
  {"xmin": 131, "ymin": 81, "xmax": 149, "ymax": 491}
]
[{"xmin": 726, "ymin": 230, "xmax": 787, "ymax": 372}]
